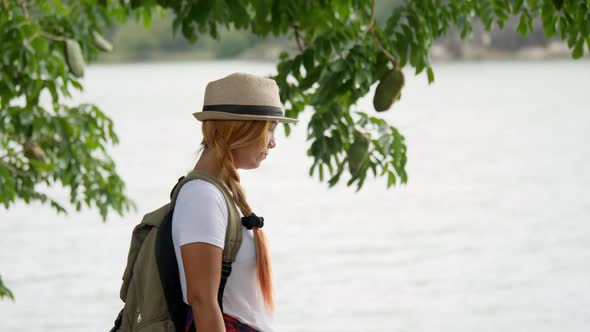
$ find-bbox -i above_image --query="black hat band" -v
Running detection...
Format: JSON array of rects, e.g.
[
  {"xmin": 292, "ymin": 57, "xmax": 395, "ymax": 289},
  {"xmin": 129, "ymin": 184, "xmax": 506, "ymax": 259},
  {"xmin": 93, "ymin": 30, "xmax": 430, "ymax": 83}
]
[{"xmin": 203, "ymin": 104, "xmax": 283, "ymax": 117}]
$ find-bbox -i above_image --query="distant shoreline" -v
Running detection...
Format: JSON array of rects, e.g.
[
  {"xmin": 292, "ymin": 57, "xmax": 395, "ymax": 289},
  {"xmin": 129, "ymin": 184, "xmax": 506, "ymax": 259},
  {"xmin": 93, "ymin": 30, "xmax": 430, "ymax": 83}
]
[{"xmin": 97, "ymin": 41, "xmax": 581, "ymax": 65}]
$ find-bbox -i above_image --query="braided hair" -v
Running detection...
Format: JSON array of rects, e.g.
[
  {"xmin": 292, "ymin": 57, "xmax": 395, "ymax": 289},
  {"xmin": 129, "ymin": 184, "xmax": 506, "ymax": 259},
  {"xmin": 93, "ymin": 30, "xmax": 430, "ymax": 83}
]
[{"xmin": 201, "ymin": 119, "xmax": 274, "ymax": 311}]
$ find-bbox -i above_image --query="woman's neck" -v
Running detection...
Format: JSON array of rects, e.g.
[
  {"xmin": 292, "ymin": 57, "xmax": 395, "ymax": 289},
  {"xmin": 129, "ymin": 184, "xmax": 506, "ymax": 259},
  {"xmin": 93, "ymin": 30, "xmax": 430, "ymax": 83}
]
[{"xmin": 193, "ymin": 147, "xmax": 222, "ymax": 178}]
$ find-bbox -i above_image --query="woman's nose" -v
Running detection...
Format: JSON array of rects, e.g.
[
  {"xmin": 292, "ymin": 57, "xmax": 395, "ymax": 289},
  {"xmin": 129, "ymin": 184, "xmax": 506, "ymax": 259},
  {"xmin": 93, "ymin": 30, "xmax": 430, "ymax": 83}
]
[{"xmin": 268, "ymin": 139, "xmax": 276, "ymax": 149}]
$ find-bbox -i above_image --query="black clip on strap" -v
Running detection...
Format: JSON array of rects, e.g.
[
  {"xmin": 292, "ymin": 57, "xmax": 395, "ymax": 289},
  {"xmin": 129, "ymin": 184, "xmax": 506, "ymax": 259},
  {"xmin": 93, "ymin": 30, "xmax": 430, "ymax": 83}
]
[
  {"xmin": 217, "ymin": 261, "xmax": 233, "ymax": 312},
  {"xmin": 109, "ymin": 308, "xmax": 123, "ymax": 332}
]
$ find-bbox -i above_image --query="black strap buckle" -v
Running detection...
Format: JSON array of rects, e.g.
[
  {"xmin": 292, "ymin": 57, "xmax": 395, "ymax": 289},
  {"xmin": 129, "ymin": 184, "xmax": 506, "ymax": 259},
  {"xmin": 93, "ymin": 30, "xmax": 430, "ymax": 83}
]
[
  {"xmin": 109, "ymin": 308, "xmax": 123, "ymax": 332},
  {"xmin": 217, "ymin": 260, "xmax": 233, "ymax": 312},
  {"xmin": 221, "ymin": 261, "xmax": 232, "ymax": 279}
]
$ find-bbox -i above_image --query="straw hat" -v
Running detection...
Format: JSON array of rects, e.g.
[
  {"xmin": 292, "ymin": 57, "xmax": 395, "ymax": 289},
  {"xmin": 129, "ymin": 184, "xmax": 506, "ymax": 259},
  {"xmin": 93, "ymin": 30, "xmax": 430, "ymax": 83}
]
[{"xmin": 193, "ymin": 72, "xmax": 298, "ymax": 124}]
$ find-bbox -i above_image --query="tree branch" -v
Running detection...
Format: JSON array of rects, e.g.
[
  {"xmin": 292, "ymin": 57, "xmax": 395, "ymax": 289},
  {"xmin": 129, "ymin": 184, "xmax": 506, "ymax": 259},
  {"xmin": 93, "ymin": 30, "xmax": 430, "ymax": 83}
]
[
  {"xmin": 366, "ymin": 0, "xmax": 376, "ymax": 32},
  {"xmin": 293, "ymin": 24, "xmax": 305, "ymax": 52},
  {"xmin": 367, "ymin": 0, "xmax": 398, "ymax": 69},
  {"xmin": 41, "ymin": 31, "xmax": 67, "ymax": 42},
  {"xmin": 371, "ymin": 31, "xmax": 398, "ymax": 69},
  {"xmin": 17, "ymin": 0, "xmax": 29, "ymax": 18}
]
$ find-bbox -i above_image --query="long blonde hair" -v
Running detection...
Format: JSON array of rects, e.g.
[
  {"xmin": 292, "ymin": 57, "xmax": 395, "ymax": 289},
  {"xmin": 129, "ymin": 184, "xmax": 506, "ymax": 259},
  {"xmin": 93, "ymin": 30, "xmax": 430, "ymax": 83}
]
[{"xmin": 201, "ymin": 119, "xmax": 274, "ymax": 311}]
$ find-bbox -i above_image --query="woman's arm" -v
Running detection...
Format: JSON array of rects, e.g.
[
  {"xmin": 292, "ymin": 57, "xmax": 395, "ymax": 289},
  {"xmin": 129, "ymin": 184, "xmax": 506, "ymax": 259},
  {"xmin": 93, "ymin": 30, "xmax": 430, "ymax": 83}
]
[{"xmin": 181, "ymin": 242, "xmax": 225, "ymax": 332}]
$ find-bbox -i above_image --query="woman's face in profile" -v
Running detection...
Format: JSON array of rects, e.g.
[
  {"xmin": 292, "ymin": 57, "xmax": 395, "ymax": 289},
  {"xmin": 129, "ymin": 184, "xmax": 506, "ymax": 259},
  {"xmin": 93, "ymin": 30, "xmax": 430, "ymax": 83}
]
[{"xmin": 232, "ymin": 121, "xmax": 278, "ymax": 170}]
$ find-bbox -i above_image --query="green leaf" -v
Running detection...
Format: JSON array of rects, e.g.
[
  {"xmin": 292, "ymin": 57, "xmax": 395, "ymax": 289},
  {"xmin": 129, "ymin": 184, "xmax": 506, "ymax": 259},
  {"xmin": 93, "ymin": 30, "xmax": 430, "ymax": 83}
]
[
  {"xmin": 460, "ymin": 19, "xmax": 472, "ymax": 39},
  {"xmin": 142, "ymin": 7, "xmax": 152, "ymax": 28},
  {"xmin": 283, "ymin": 123, "xmax": 291, "ymax": 137},
  {"xmin": 328, "ymin": 168, "xmax": 343, "ymax": 188},
  {"xmin": 387, "ymin": 171, "xmax": 396, "ymax": 188},
  {"xmin": 309, "ymin": 161, "xmax": 317, "ymax": 176},
  {"xmin": 516, "ymin": 13, "xmax": 529, "ymax": 36},
  {"xmin": 355, "ymin": 172, "xmax": 367, "ymax": 192},
  {"xmin": 0, "ymin": 275, "xmax": 14, "ymax": 301},
  {"xmin": 513, "ymin": 0, "xmax": 524, "ymax": 13},
  {"xmin": 369, "ymin": 162, "xmax": 377, "ymax": 177},
  {"xmin": 303, "ymin": 49, "xmax": 314, "ymax": 72},
  {"xmin": 559, "ymin": 16, "xmax": 568, "ymax": 39},
  {"xmin": 541, "ymin": 2, "xmax": 557, "ymax": 37},
  {"xmin": 567, "ymin": 31, "xmax": 578, "ymax": 48},
  {"xmin": 572, "ymin": 38, "xmax": 584, "ymax": 59},
  {"xmin": 346, "ymin": 174, "xmax": 358, "ymax": 186},
  {"xmin": 426, "ymin": 66, "xmax": 435, "ymax": 84}
]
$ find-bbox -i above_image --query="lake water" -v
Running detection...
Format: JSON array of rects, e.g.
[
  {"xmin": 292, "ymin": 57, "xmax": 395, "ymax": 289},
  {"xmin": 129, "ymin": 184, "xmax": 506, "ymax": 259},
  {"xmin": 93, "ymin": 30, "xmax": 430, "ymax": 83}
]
[{"xmin": 1, "ymin": 60, "xmax": 589, "ymax": 332}]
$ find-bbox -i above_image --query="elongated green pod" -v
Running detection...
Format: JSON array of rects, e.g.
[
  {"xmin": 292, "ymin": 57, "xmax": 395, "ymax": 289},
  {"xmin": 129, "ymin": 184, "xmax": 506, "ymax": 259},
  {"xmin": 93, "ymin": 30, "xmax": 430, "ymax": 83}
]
[
  {"xmin": 348, "ymin": 131, "xmax": 370, "ymax": 175},
  {"xmin": 64, "ymin": 38, "xmax": 85, "ymax": 78},
  {"xmin": 92, "ymin": 31, "xmax": 113, "ymax": 52},
  {"xmin": 373, "ymin": 68, "xmax": 404, "ymax": 112}
]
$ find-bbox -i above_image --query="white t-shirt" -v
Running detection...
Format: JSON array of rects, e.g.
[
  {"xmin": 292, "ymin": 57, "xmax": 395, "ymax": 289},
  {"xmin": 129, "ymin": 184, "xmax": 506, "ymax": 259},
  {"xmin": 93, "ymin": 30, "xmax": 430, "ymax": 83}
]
[{"xmin": 171, "ymin": 179, "xmax": 275, "ymax": 332}]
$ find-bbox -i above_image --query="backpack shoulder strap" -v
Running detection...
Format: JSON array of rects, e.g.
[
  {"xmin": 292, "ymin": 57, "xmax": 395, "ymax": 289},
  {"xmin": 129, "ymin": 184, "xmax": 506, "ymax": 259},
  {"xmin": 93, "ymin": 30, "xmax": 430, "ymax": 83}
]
[{"xmin": 170, "ymin": 170, "xmax": 242, "ymax": 264}]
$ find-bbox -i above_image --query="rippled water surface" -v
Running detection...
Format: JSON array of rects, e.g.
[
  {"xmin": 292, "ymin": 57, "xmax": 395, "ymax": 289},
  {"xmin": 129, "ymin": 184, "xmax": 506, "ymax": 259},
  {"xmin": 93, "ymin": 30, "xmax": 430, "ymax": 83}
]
[{"xmin": 1, "ymin": 60, "xmax": 589, "ymax": 332}]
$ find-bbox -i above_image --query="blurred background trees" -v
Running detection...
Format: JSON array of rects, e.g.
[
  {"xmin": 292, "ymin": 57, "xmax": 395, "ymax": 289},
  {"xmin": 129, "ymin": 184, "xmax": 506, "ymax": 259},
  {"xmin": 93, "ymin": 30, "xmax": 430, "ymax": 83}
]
[{"xmin": 103, "ymin": 0, "xmax": 574, "ymax": 62}]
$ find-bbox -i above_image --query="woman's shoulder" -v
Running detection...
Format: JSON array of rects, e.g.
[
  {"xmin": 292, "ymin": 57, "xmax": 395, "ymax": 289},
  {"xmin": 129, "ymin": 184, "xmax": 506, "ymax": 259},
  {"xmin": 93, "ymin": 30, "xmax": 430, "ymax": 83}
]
[
  {"xmin": 172, "ymin": 179, "xmax": 229, "ymax": 248},
  {"xmin": 175, "ymin": 179, "xmax": 228, "ymax": 214},
  {"xmin": 178, "ymin": 179, "xmax": 225, "ymax": 201}
]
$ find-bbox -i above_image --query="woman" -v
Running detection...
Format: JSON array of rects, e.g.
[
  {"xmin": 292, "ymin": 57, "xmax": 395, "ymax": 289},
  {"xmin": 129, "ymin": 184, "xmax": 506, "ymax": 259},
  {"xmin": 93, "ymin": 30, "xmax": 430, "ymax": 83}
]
[{"xmin": 171, "ymin": 72, "xmax": 298, "ymax": 332}]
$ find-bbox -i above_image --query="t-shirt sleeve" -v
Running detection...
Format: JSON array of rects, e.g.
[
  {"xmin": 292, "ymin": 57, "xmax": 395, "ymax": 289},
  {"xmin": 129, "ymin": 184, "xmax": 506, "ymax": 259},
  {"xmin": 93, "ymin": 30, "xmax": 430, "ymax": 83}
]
[{"xmin": 171, "ymin": 179, "xmax": 228, "ymax": 250}]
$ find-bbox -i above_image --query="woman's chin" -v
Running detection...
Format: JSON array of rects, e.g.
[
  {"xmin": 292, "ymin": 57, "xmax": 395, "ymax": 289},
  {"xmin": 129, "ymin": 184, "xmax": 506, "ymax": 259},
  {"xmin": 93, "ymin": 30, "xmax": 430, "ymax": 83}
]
[{"xmin": 239, "ymin": 160, "xmax": 263, "ymax": 170}]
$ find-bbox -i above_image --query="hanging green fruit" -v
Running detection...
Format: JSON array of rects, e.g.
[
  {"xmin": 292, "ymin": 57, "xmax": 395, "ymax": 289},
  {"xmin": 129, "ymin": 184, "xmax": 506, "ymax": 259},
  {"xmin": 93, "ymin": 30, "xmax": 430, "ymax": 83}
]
[
  {"xmin": 348, "ymin": 131, "xmax": 370, "ymax": 175},
  {"xmin": 64, "ymin": 38, "xmax": 85, "ymax": 78},
  {"xmin": 23, "ymin": 141, "xmax": 46, "ymax": 161},
  {"xmin": 373, "ymin": 68, "xmax": 404, "ymax": 112},
  {"xmin": 92, "ymin": 31, "xmax": 113, "ymax": 52}
]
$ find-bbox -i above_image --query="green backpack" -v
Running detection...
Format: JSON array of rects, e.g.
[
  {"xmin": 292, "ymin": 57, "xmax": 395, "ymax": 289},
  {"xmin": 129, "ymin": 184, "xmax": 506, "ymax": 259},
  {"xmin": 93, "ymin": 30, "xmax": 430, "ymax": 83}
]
[{"xmin": 110, "ymin": 170, "xmax": 242, "ymax": 332}]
